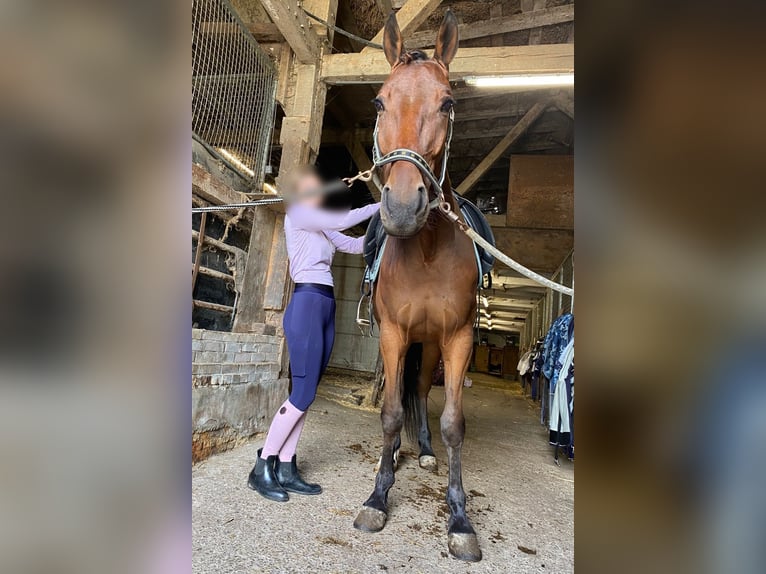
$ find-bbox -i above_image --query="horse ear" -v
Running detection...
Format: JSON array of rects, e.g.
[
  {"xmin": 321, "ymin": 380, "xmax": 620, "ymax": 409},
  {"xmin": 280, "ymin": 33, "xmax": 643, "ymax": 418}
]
[
  {"xmin": 434, "ymin": 9, "xmax": 459, "ymax": 67},
  {"xmin": 383, "ymin": 12, "xmax": 404, "ymax": 67}
]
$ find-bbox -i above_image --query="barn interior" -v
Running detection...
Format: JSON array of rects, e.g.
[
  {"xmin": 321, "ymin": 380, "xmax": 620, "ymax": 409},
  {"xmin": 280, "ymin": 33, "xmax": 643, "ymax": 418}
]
[{"xmin": 193, "ymin": 1, "xmax": 573, "ymax": 571}]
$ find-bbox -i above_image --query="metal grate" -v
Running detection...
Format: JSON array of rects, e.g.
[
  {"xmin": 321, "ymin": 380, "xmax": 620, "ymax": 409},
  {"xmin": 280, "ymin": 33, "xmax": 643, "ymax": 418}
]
[{"xmin": 192, "ymin": 0, "xmax": 277, "ymax": 189}]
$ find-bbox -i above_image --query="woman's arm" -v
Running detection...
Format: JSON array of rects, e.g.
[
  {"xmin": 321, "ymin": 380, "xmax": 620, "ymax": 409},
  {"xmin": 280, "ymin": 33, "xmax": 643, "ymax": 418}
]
[
  {"xmin": 325, "ymin": 230, "xmax": 365, "ymax": 254},
  {"xmin": 287, "ymin": 202, "xmax": 380, "ymax": 232}
]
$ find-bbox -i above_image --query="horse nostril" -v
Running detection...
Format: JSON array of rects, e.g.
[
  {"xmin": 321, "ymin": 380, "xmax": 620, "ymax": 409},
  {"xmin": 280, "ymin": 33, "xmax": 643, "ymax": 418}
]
[
  {"xmin": 383, "ymin": 185, "xmax": 391, "ymax": 195},
  {"xmin": 417, "ymin": 185, "xmax": 426, "ymax": 195}
]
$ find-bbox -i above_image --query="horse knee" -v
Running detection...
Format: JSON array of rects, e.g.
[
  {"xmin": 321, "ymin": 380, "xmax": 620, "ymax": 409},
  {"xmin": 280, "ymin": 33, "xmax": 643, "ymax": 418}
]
[
  {"xmin": 440, "ymin": 411, "xmax": 465, "ymax": 447},
  {"xmin": 382, "ymin": 404, "xmax": 404, "ymax": 436}
]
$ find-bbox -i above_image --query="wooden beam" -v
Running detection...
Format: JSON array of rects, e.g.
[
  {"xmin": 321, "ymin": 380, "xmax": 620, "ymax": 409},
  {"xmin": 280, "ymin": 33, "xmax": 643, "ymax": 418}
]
[
  {"xmin": 303, "ymin": 0, "xmax": 339, "ymax": 42},
  {"xmin": 193, "ymin": 299, "xmax": 234, "ymax": 314},
  {"xmin": 364, "ymin": 0, "xmax": 444, "ymax": 51},
  {"xmin": 192, "ymin": 164, "xmax": 248, "ymax": 205},
  {"xmin": 192, "ymin": 212, "xmax": 208, "ymax": 293},
  {"xmin": 522, "ymin": 0, "xmax": 548, "ymax": 45},
  {"xmin": 456, "ymin": 101, "xmax": 548, "ymax": 196},
  {"xmin": 248, "ymin": 22, "xmax": 283, "ymax": 43},
  {"xmin": 321, "ymin": 44, "xmax": 574, "ymax": 84},
  {"xmin": 551, "ymin": 92, "xmax": 574, "ymax": 119},
  {"xmin": 259, "ymin": 0, "xmax": 322, "ymax": 62},
  {"xmin": 194, "ymin": 264, "xmax": 235, "ymax": 283},
  {"xmin": 191, "ymin": 229, "xmax": 246, "ymax": 258},
  {"xmin": 408, "ymin": 4, "xmax": 575, "ymax": 48}
]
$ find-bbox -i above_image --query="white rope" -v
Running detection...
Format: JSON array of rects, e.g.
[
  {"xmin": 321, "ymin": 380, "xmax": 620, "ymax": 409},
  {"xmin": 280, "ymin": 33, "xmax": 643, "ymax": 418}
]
[{"xmin": 438, "ymin": 206, "xmax": 573, "ymax": 296}]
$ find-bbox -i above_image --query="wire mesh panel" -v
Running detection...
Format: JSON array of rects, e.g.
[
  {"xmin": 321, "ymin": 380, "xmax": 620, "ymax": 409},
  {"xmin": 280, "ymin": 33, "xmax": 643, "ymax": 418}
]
[{"xmin": 192, "ymin": 0, "xmax": 277, "ymax": 189}]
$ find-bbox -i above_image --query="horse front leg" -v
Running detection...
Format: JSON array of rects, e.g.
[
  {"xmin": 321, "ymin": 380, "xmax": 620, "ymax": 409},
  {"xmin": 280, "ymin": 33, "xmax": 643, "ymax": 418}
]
[
  {"xmin": 417, "ymin": 342, "xmax": 440, "ymax": 471},
  {"xmin": 353, "ymin": 329, "xmax": 405, "ymax": 533},
  {"xmin": 441, "ymin": 327, "xmax": 482, "ymax": 562}
]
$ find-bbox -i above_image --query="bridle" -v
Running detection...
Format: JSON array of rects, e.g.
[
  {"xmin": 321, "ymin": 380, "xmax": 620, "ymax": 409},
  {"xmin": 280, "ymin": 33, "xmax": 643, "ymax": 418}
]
[{"xmin": 346, "ymin": 107, "xmax": 455, "ymax": 211}]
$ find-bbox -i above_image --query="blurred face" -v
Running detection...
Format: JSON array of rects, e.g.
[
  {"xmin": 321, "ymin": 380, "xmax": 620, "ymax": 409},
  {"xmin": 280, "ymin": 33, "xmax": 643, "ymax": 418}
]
[{"xmin": 293, "ymin": 172, "xmax": 323, "ymax": 207}]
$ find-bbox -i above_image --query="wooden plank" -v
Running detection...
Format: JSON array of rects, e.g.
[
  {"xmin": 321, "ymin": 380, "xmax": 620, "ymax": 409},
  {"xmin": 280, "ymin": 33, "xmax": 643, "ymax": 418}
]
[
  {"xmin": 364, "ymin": 0, "xmax": 444, "ymax": 50},
  {"xmin": 263, "ymin": 213, "xmax": 291, "ymax": 310},
  {"xmin": 408, "ymin": 4, "xmax": 574, "ymax": 48},
  {"xmin": 259, "ymin": 0, "xmax": 322, "ymax": 62},
  {"xmin": 193, "ymin": 299, "xmax": 234, "ymax": 313},
  {"xmin": 247, "ymin": 22, "xmax": 283, "ymax": 43},
  {"xmin": 321, "ymin": 44, "xmax": 574, "ymax": 84},
  {"xmin": 192, "ymin": 164, "xmax": 248, "ymax": 205},
  {"xmin": 232, "ymin": 207, "xmax": 277, "ymax": 329},
  {"xmin": 194, "ymin": 265, "xmax": 235, "ymax": 283},
  {"xmin": 191, "ymin": 229, "xmax": 246, "ymax": 258},
  {"xmin": 199, "ymin": 21, "xmax": 283, "ymax": 43},
  {"xmin": 456, "ymin": 101, "xmax": 548, "ymax": 196},
  {"xmin": 275, "ymin": 42, "xmax": 292, "ymax": 108},
  {"xmin": 506, "ymin": 155, "xmax": 573, "ymax": 230}
]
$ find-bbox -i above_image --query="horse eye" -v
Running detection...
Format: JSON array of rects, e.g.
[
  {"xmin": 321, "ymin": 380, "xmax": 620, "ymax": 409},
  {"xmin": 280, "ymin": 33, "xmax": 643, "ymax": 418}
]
[
  {"xmin": 440, "ymin": 98, "xmax": 455, "ymax": 113},
  {"xmin": 372, "ymin": 98, "xmax": 385, "ymax": 112}
]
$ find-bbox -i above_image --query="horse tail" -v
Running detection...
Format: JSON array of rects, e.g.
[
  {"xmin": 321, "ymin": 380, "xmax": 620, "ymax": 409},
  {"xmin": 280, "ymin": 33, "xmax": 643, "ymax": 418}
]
[{"xmin": 402, "ymin": 343, "xmax": 423, "ymax": 445}]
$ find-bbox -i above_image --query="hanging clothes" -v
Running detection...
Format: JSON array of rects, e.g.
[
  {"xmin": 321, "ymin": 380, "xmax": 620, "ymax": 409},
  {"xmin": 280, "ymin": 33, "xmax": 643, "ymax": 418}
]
[
  {"xmin": 549, "ymin": 337, "xmax": 574, "ymax": 456},
  {"xmin": 542, "ymin": 313, "xmax": 574, "ymax": 387},
  {"xmin": 517, "ymin": 349, "xmax": 534, "ymax": 376},
  {"xmin": 541, "ymin": 313, "xmax": 574, "ymax": 425}
]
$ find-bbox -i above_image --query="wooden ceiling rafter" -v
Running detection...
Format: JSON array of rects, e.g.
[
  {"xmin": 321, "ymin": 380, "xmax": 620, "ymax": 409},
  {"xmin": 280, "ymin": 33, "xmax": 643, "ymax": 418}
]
[
  {"xmin": 259, "ymin": 0, "xmax": 323, "ymax": 62},
  {"xmin": 407, "ymin": 3, "xmax": 574, "ymax": 49},
  {"xmin": 363, "ymin": 0, "xmax": 445, "ymax": 51}
]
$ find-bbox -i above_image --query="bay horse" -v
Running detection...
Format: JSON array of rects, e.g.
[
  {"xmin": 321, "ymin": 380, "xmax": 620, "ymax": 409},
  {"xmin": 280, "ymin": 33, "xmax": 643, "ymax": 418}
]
[{"xmin": 352, "ymin": 11, "xmax": 483, "ymax": 562}]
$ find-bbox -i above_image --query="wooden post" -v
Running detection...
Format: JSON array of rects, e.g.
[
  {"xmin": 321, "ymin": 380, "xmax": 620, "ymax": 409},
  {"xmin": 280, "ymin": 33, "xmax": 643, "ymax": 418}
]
[
  {"xmin": 233, "ymin": 0, "xmax": 335, "ymax": 336},
  {"xmin": 192, "ymin": 212, "xmax": 208, "ymax": 294}
]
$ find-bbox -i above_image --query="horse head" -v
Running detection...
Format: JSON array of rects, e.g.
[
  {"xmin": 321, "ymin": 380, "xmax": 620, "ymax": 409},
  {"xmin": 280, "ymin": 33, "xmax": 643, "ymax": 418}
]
[{"xmin": 375, "ymin": 10, "xmax": 458, "ymax": 237}]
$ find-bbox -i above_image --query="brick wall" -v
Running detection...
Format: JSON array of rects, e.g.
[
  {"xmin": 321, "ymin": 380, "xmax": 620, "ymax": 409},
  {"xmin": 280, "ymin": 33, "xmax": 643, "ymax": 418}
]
[{"xmin": 192, "ymin": 325, "xmax": 289, "ymax": 462}]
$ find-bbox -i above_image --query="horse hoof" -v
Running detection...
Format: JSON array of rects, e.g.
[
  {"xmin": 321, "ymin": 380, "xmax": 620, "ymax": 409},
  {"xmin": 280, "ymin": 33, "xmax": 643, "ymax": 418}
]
[
  {"xmin": 353, "ymin": 507, "xmax": 388, "ymax": 533},
  {"xmin": 419, "ymin": 455, "xmax": 437, "ymax": 471},
  {"xmin": 448, "ymin": 532, "xmax": 482, "ymax": 562}
]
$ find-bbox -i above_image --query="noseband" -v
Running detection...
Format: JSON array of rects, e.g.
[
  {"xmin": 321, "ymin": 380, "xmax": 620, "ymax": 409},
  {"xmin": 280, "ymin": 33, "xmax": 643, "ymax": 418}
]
[{"xmin": 370, "ymin": 107, "xmax": 455, "ymax": 208}]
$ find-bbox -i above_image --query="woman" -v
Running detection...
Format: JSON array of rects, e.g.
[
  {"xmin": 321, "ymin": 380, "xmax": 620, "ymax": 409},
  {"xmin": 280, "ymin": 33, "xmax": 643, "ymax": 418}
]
[{"xmin": 248, "ymin": 168, "xmax": 380, "ymax": 502}]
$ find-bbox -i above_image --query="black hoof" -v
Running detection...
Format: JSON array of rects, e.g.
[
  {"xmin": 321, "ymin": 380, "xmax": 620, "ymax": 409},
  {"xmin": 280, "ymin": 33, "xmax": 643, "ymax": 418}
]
[{"xmin": 353, "ymin": 506, "xmax": 388, "ymax": 532}]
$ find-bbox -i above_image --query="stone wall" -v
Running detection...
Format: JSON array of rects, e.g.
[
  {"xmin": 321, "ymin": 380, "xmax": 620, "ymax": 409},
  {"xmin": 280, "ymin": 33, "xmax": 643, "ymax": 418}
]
[{"xmin": 192, "ymin": 325, "xmax": 288, "ymax": 462}]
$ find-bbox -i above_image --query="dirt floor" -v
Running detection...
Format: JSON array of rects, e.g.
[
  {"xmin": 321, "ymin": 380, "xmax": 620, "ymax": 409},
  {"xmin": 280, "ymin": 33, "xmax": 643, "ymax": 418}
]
[{"xmin": 192, "ymin": 372, "xmax": 574, "ymax": 573}]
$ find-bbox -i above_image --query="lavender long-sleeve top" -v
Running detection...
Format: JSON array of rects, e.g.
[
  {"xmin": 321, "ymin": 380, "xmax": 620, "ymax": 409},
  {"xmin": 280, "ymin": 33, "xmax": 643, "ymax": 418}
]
[{"xmin": 284, "ymin": 203, "xmax": 380, "ymax": 286}]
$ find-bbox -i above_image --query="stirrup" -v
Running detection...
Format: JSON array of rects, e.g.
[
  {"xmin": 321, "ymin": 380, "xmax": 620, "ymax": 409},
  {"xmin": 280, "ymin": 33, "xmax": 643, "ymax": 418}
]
[
  {"xmin": 356, "ymin": 294, "xmax": 371, "ymax": 329},
  {"xmin": 356, "ymin": 278, "xmax": 374, "ymax": 335}
]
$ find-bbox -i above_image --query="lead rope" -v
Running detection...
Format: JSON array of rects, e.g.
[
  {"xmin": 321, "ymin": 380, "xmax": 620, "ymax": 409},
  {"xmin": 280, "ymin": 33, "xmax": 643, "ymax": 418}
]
[{"xmin": 438, "ymin": 202, "xmax": 574, "ymax": 297}]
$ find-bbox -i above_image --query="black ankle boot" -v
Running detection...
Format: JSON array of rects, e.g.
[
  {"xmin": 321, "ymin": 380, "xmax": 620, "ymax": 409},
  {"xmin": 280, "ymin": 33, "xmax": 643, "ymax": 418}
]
[
  {"xmin": 275, "ymin": 455, "xmax": 322, "ymax": 495},
  {"xmin": 248, "ymin": 449, "xmax": 288, "ymax": 502}
]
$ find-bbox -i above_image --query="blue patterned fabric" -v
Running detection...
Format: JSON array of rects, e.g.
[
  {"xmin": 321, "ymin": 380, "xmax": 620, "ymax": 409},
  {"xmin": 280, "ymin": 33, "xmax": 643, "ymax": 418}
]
[{"xmin": 542, "ymin": 313, "xmax": 574, "ymax": 391}]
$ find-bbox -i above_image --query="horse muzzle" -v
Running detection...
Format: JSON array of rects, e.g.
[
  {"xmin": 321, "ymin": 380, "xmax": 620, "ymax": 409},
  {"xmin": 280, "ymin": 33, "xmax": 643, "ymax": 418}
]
[{"xmin": 380, "ymin": 184, "xmax": 429, "ymax": 237}]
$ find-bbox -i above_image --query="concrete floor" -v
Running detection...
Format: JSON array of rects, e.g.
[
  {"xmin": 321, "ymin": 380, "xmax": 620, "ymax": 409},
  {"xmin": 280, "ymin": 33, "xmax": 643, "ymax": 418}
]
[{"xmin": 192, "ymin": 373, "xmax": 574, "ymax": 573}]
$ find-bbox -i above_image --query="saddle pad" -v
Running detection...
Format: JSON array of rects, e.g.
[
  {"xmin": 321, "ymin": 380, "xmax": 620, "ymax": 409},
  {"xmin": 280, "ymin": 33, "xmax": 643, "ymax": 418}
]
[{"xmin": 363, "ymin": 194, "xmax": 495, "ymax": 285}]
